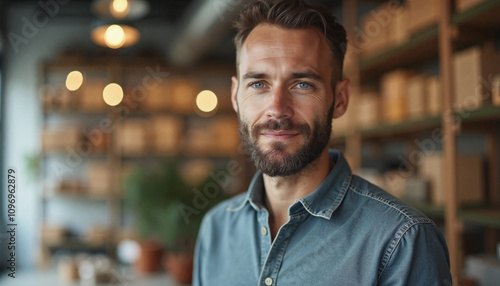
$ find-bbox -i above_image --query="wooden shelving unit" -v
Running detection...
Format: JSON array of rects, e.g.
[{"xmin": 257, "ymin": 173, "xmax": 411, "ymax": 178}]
[
  {"xmin": 359, "ymin": 25, "xmax": 439, "ymax": 80},
  {"xmin": 341, "ymin": 0, "xmax": 500, "ymax": 282},
  {"xmin": 38, "ymin": 58, "xmax": 245, "ymax": 266}
]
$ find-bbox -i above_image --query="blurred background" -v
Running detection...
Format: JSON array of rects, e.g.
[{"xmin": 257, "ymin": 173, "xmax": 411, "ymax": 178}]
[{"xmin": 0, "ymin": 0, "xmax": 499, "ymax": 285}]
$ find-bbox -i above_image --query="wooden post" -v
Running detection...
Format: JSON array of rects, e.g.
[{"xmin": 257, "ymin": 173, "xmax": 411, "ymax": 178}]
[
  {"xmin": 439, "ymin": 0, "xmax": 461, "ymax": 282},
  {"xmin": 342, "ymin": 0, "xmax": 362, "ymax": 172}
]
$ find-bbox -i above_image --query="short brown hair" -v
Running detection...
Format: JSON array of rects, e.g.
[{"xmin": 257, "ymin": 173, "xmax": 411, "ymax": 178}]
[{"xmin": 233, "ymin": 0, "xmax": 347, "ymax": 83}]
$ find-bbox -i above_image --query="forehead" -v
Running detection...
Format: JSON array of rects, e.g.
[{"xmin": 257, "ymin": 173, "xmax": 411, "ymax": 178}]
[{"xmin": 239, "ymin": 24, "xmax": 333, "ymax": 76}]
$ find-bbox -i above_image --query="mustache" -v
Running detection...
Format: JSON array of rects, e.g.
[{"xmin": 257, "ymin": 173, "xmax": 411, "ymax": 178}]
[{"xmin": 252, "ymin": 119, "xmax": 310, "ymax": 138}]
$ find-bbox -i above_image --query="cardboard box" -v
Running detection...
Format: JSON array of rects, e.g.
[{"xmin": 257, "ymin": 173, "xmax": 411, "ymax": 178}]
[
  {"xmin": 171, "ymin": 78, "xmax": 199, "ymax": 114},
  {"xmin": 456, "ymin": 0, "xmax": 485, "ymax": 12},
  {"xmin": 41, "ymin": 224, "xmax": 67, "ymax": 245},
  {"xmin": 453, "ymin": 45, "xmax": 500, "ymax": 111},
  {"xmin": 209, "ymin": 117, "xmax": 240, "ymax": 155},
  {"xmin": 426, "ymin": 76, "xmax": 443, "ymax": 115},
  {"xmin": 116, "ymin": 119, "xmax": 148, "ymax": 155},
  {"xmin": 86, "ymin": 162, "xmax": 112, "ymax": 196},
  {"xmin": 419, "ymin": 153, "xmax": 485, "ymax": 206},
  {"xmin": 42, "ymin": 126, "xmax": 81, "ymax": 151},
  {"xmin": 150, "ymin": 115, "xmax": 183, "ymax": 154},
  {"xmin": 492, "ymin": 74, "xmax": 500, "ymax": 106},
  {"xmin": 141, "ymin": 82, "xmax": 171, "ymax": 111},
  {"xmin": 387, "ymin": 6, "xmax": 409, "ymax": 47},
  {"xmin": 406, "ymin": 74, "xmax": 427, "ymax": 119},
  {"xmin": 359, "ymin": 3, "xmax": 391, "ymax": 56},
  {"xmin": 381, "ymin": 69, "xmax": 415, "ymax": 122},
  {"xmin": 357, "ymin": 91, "xmax": 380, "ymax": 128},
  {"xmin": 85, "ymin": 225, "xmax": 109, "ymax": 245},
  {"xmin": 79, "ymin": 79, "xmax": 107, "ymax": 112},
  {"xmin": 407, "ymin": 0, "xmax": 440, "ymax": 33}
]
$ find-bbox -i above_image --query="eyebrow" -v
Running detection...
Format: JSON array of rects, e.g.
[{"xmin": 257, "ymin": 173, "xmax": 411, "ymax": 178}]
[
  {"xmin": 242, "ymin": 70, "xmax": 323, "ymax": 81},
  {"xmin": 242, "ymin": 72, "xmax": 267, "ymax": 80},
  {"xmin": 291, "ymin": 71, "xmax": 322, "ymax": 81}
]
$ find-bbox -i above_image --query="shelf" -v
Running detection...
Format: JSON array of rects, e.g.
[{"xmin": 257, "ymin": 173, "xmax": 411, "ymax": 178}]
[
  {"xmin": 451, "ymin": 0, "xmax": 500, "ymax": 28},
  {"xmin": 457, "ymin": 104, "xmax": 500, "ymax": 124},
  {"xmin": 359, "ymin": 25, "xmax": 439, "ymax": 80},
  {"xmin": 458, "ymin": 208, "xmax": 500, "ymax": 228},
  {"xmin": 44, "ymin": 238, "xmax": 108, "ymax": 251},
  {"xmin": 43, "ymin": 109, "xmax": 109, "ymax": 116},
  {"xmin": 44, "ymin": 191, "xmax": 119, "ymax": 201},
  {"xmin": 406, "ymin": 200, "xmax": 445, "ymax": 218},
  {"xmin": 359, "ymin": 115, "xmax": 442, "ymax": 139}
]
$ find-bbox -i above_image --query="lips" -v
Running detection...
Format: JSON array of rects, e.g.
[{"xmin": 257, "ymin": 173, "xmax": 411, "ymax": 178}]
[{"xmin": 260, "ymin": 130, "xmax": 300, "ymax": 141}]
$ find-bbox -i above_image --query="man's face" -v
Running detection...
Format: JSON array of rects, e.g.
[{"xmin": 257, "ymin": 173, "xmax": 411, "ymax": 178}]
[{"xmin": 231, "ymin": 24, "xmax": 339, "ymax": 177}]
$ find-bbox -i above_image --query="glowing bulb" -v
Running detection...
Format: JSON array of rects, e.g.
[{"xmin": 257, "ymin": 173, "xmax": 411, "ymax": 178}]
[
  {"xmin": 113, "ymin": 0, "xmax": 128, "ymax": 13},
  {"xmin": 65, "ymin": 71, "xmax": 84, "ymax": 91},
  {"xmin": 111, "ymin": 0, "xmax": 129, "ymax": 19},
  {"xmin": 103, "ymin": 83, "xmax": 123, "ymax": 106},
  {"xmin": 196, "ymin": 90, "xmax": 218, "ymax": 113},
  {"xmin": 104, "ymin": 25, "xmax": 125, "ymax": 49}
]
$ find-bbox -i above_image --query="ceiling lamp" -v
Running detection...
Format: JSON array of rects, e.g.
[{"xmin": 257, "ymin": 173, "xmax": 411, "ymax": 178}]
[
  {"xmin": 92, "ymin": 0, "xmax": 150, "ymax": 20},
  {"xmin": 91, "ymin": 0, "xmax": 149, "ymax": 49},
  {"xmin": 91, "ymin": 23, "xmax": 140, "ymax": 49}
]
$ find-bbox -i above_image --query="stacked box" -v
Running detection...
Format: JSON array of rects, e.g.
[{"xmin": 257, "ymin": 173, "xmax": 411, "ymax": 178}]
[
  {"xmin": 141, "ymin": 82, "xmax": 171, "ymax": 111},
  {"xmin": 150, "ymin": 115, "xmax": 183, "ymax": 154},
  {"xmin": 356, "ymin": 91, "xmax": 380, "ymax": 128},
  {"xmin": 209, "ymin": 117, "xmax": 240, "ymax": 155},
  {"xmin": 387, "ymin": 6, "xmax": 408, "ymax": 47},
  {"xmin": 453, "ymin": 45, "xmax": 500, "ymax": 111},
  {"xmin": 492, "ymin": 74, "xmax": 500, "ymax": 106},
  {"xmin": 406, "ymin": 74, "xmax": 427, "ymax": 119},
  {"xmin": 359, "ymin": 4, "xmax": 389, "ymax": 56},
  {"xmin": 184, "ymin": 126, "xmax": 213, "ymax": 155},
  {"xmin": 86, "ymin": 162, "xmax": 112, "ymax": 196},
  {"xmin": 407, "ymin": 0, "xmax": 440, "ymax": 33},
  {"xmin": 381, "ymin": 69, "xmax": 414, "ymax": 123},
  {"xmin": 456, "ymin": 0, "xmax": 485, "ymax": 12},
  {"xmin": 42, "ymin": 126, "xmax": 81, "ymax": 151},
  {"xmin": 79, "ymin": 79, "xmax": 107, "ymax": 112},
  {"xmin": 419, "ymin": 153, "xmax": 485, "ymax": 206},
  {"xmin": 41, "ymin": 224, "xmax": 67, "ymax": 245},
  {"xmin": 171, "ymin": 78, "xmax": 199, "ymax": 114},
  {"xmin": 426, "ymin": 76, "xmax": 443, "ymax": 115},
  {"xmin": 85, "ymin": 225, "xmax": 109, "ymax": 245},
  {"xmin": 116, "ymin": 119, "xmax": 148, "ymax": 155}
]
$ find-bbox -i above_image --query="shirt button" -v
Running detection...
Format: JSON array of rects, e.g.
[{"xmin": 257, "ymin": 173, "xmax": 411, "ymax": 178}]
[
  {"xmin": 260, "ymin": 226, "xmax": 268, "ymax": 236},
  {"xmin": 264, "ymin": 277, "xmax": 273, "ymax": 285}
]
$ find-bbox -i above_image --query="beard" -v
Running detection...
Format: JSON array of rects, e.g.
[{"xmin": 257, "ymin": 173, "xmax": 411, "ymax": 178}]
[{"xmin": 238, "ymin": 105, "xmax": 334, "ymax": 177}]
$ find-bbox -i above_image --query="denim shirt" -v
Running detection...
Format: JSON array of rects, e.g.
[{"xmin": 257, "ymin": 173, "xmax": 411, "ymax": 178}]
[{"xmin": 193, "ymin": 150, "xmax": 452, "ymax": 286}]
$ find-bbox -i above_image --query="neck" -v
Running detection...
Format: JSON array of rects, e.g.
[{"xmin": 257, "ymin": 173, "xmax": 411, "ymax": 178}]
[{"xmin": 263, "ymin": 148, "xmax": 333, "ymax": 239}]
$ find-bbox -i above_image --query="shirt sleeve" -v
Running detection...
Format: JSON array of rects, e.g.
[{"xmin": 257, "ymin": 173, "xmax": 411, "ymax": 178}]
[{"xmin": 378, "ymin": 222, "xmax": 453, "ymax": 286}]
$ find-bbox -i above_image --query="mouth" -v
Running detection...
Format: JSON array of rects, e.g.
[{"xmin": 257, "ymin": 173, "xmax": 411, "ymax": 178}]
[{"xmin": 260, "ymin": 130, "xmax": 300, "ymax": 141}]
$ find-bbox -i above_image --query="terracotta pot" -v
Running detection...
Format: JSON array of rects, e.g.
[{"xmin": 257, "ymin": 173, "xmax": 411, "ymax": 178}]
[
  {"xmin": 164, "ymin": 252, "xmax": 194, "ymax": 284},
  {"xmin": 135, "ymin": 240, "xmax": 163, "ymax": 274}
]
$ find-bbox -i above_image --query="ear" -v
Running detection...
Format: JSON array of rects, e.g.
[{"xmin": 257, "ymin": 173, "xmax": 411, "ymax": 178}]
[
  {"xmin": 231, "ymin": 76, "xmax": 239, "ymax": 113},
  {"xmin": 332, "ymin": 78, "xmax": 350, "ymax": 119}
]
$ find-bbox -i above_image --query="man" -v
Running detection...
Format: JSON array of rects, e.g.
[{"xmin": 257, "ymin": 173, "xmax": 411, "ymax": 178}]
[{"xmin": 193, "ymin": 0, "xmax": 452, "ymax": 285}]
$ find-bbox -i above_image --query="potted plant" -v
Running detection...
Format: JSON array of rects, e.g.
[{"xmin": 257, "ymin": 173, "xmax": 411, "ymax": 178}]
[{"xmin": 124, "ymin": 158, "xmax": 229, "ymax": 283}]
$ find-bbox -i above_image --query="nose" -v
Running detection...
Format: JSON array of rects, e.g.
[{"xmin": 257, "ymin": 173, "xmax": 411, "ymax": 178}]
[{"xmin": 266, "ymin": 86, "xmax": 293, "ymax": 119}]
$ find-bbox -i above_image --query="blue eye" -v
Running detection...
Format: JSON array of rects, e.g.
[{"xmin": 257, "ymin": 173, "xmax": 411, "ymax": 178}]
[
  {"xmin": 296, "ymin": 82, "xmax": 311, "ymax": 89},
  {"xmin": 251, "ymin": 82, "xmax": 265, "ymax": 89}
]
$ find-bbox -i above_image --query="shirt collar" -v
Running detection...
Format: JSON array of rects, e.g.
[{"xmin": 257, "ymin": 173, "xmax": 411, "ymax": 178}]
[{"xmin": 227, "ymin": 150, "xmax": 352, "ymax": 220}]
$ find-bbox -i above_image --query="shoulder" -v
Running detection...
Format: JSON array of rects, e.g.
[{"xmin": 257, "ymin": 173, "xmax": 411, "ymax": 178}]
[{"xmin": 347, "ymin": 174, "xmax": 433, "ymax": 225}]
